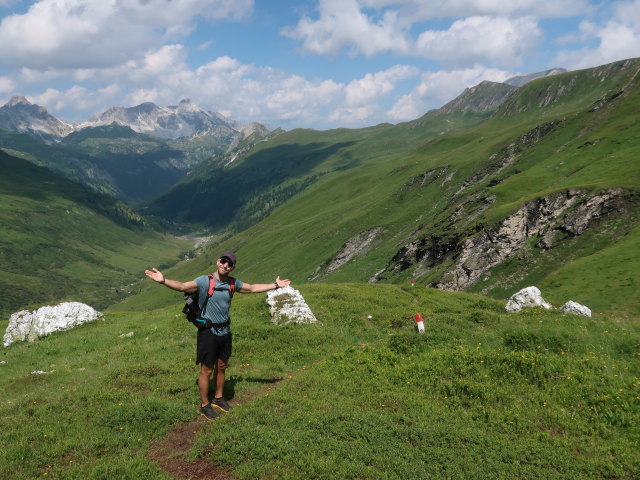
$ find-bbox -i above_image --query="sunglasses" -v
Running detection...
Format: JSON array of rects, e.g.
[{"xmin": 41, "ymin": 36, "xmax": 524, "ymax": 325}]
[{"xmin": 219, "ymin": 257, "xmax": 235, "ymax": 267}]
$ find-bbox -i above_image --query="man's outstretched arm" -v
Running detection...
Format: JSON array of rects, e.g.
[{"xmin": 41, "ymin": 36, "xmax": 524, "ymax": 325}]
[
  {"xmin": 145, "ymin": 268, "xmax": 198, "ymax": 293},
  {"xmin": 238, "ymin": 275, "xmax": 291, "ymax": 293}
]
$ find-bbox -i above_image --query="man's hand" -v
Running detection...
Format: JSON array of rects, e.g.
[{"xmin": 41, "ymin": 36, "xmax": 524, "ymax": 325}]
[
  {"xmin": 145, "ymin": 268, "xmax": 165, "ymax": 284},
  {"xmin": 275, "ymin": 276, "xmax": 291, "ymax": 288}
]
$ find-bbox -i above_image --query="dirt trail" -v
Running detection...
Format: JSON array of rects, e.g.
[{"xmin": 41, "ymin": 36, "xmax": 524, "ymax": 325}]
[
  {"xmin": 149, "ymin": 417, "xmax": 232, "ymax": 480},
  {"xmin": 148, "ymin": 375, "xmax": 284, "ymax": 479}
]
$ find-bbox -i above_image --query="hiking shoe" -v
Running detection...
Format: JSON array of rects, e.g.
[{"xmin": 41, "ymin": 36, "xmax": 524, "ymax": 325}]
[
  {"xmin": 199, "ymin": 403, "xmax": 219, "ymax": 421},
  {"xmin": 211, "ymin": 397, "xmax": 232, "ymax": 412}
]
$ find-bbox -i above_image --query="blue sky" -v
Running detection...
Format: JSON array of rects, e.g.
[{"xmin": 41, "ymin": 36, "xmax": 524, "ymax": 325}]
[{"xmin": 0, "ymin": 0, "xmax": 638, "ymax": 130}]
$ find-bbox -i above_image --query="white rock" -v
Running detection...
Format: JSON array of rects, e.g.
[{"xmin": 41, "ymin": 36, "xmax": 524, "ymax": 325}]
[
  {"xmin": 560, "ymin": 300, "xmax": 592, "ymax": 317},
  {"xmin": 266, "ymin": 286, "xmax": 318, "ymax": 326},
  {"xmin": 119, "ymin": 332, "xmax": 134, "ymax": 338},
  {"xmin": 505, "ymin": 286, "xmax": 552, "ymax": 313},
  {"xmin": 3, "ymin": 302, "xmax": 104, "ymax": 347}
]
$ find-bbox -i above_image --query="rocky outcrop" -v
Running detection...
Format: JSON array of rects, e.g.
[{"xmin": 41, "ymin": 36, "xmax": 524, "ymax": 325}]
[
  {"xmin": 266, "ymin": 286, "xmax": 317, "ymax": 326},
  {"xmin": 310, "ymin": 227, "xmax": 384, "ymax": 280},
  {"xmin": 560, "ymin": 301, "xmax": 592, "ymax": 317},
  {"xmin": 394, "ymin": 167, "xmax": 452, "ymax": 199},
  {"xmin": 3, "ymin": 302, "xmax": 104, "ymax": 347},
  {"xmin": 561, "ymin": 188, "xmax": 627, "ymax": 236},
  {"xmin": 505, "ymin": 286, "xmax": 552, "ymax": 312},
  {"xmin": 505, "ymin": 288, "xmax": 592, "ymax": 316},
  {"xmin": 370, "ymin": 233, "xmax": 461, "ymax": 282},
  {"xmin": 376, "ymin": 187, "xmax": 632, "ymax": 291},
  {"xmin": 437, "ymin": 189, "xmax": 584, "ymax": 290}
]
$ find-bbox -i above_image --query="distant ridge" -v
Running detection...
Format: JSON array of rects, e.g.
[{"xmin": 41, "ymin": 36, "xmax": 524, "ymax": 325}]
[
  {"xmin": 438, "ymin": 81, "xmax": 519, "ymax": 115},
  {"xmin": 0, "ymin": 97, "xmax": 248, "ymax": 142},
  {"xmin": 504, "ymin": 68, "xmax": 566, "ymax": 87}
]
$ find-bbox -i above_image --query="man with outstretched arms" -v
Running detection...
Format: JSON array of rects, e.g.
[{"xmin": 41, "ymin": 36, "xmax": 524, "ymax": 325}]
[{"xmin": 145, "ymin": 252, "xmax": 291, "ymax": 420}]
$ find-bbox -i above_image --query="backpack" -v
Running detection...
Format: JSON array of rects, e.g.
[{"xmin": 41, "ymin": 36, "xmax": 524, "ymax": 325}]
[{"xmin": 182, "ymin": 274, "xmax": 236, "ymax": 329}]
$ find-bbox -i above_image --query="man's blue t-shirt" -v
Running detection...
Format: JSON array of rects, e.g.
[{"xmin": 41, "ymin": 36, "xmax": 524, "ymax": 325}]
[{"xmin": 194, "ymin": 275, "xmax": 244, "ymax": 336}]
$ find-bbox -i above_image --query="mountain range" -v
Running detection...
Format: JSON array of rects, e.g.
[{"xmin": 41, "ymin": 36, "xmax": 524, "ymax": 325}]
[
  {"xmin": 0, "ymin": 96, "xmax": 241, "ymax": 142},
  {"xmin": 1, "ymin": 58, "xmax": 638, "ymax": 317},
  {"xmin": 78, "ymin": 98, "xmax": 240, "ymax": 140},
  {"xmin": 0, "ymin": 97, "xmax": 275, "ymax": 204}
]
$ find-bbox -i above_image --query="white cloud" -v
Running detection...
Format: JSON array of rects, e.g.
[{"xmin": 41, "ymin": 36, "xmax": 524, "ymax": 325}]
[
  {"xmin": 141, "ymin": 45, "xmax": 188, "ymax": 76},
  {"xmin": 281, "ymin": 0, "xmax": 587, "ymax": 59},
  {"xmin": 0, "ymin": 75, "xmax": 13, "ymax": 93},
  {"xmin": 281, "ymin": 0, "xmax": 411, "ymax": 56},
  {"xmin": 32, "ymin": 85, "xmax": 91, "ymax": 113},
  {"xmin": 387, "ymin": 66, "xmax": 511, "ymax": 121},
  {"xmin": 0, "ymin": 0, "xmax": 254, "ymax": 69},
  {"xmin": 551, "ymin": 0, "xmax": 640, "ymax": 70},
  {"xmin": 128, "ymin": 88, "xmax": 159, "ymax": 107},
  {"xmin": 344, "ymin": 65, "xmax": 419, "ymax": 106},
  {"xmin": 359, "ymin": 0, "xmax": 590, "ymax": 19},
  {"xmin": 415, "ymin": 16, "xmax": 543, "ymax": 68},
  {"xmin": 3, "ymin": 0, "xmax": 633, "ymax": 131},
  {"xmin": 19, "ymin": 47, "xmax": 423, "ymax": 129},
  {"xmin": 330, "ymin": 105, "xmax": 376, "ymax": 124},
  {"xmin": 555, "ymin": 19, "xmax": 598, "ymax": 45},
  {"xmin": 613, "ymin": 0, "xmax": 640, "ymax": 27}
]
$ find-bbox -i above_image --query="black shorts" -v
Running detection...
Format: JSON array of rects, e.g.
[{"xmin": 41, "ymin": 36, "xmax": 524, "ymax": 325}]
[{"xmin": 196, "ymin": 330, "xmax": 232, "ymax": 367}]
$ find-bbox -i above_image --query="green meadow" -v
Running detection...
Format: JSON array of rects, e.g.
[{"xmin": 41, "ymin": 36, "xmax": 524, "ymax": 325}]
[{"xmin": 1, "ymin": 284, "xmax": 637, "ymax": 479}]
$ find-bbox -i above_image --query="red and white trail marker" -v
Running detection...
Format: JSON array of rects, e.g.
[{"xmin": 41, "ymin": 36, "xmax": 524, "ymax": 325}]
[{"xmin": 415, "ymin": 313, "xmax": 425, "ymax": 333}]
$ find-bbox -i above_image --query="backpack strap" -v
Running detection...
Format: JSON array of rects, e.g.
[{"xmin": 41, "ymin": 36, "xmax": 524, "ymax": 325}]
[
  {"xmin": 199, "ymin": 274, "xmax": 215, "ymax": 317},
  {"xmin": 204, "ymin": 274, "xmax": 235, "ymax": 305},
  {"xmin": 207, "ymin": 274, "xmax": 216, "ymax": 296}
]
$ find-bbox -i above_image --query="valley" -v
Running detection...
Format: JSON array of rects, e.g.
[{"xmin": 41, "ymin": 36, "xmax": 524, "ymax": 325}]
[
  {"xmin": 1, "ymin": 58, "xmax": 639, "ymax": 317},
  {"xmin": 0, "ymin": 57, "xmax": 638, "ymax": 480}
]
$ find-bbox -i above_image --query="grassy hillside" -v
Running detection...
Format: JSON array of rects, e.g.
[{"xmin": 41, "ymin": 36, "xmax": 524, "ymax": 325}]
[
  {"xmin": 144, "ymin": 111, "xmax": 489, "ymax": 230},
  {"xmin": 1, "ymin": 284, "xmax": 637, "ymax": 479},
  {"xmin": 143, "ymin": 58, "xmax": 640, "ymax": 315},
  {"xmin": 0, "ymin": 150, "xmax": 191, "ymax": 318}
]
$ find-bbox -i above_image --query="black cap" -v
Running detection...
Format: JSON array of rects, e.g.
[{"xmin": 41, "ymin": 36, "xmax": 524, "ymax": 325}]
[{"xmin": 219, "ymin": 252, "xmax": 237, "ymax": 266}]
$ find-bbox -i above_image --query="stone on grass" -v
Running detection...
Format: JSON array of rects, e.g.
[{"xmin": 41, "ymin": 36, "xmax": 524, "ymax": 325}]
[
  {"xmin": 560, "ymin": 301, "xmax": 592, "ymax": 317},
  {"xmin": 266, "ymin": 286, "xmax": 318, "ymax": 326},
  {"xmin": 505, "ymin": 286, "xmax": 552, "ymax": 313},
  {"xmin": 3, "ymin": 302, "xmax": 104, "ymax": 347}
]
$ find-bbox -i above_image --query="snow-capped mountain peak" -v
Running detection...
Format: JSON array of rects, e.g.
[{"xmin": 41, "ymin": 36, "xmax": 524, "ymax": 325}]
[
  {"xmin": 78, "ymin": 99, "xmax": 239, "ymax": 140},
  {"xmin": 0, "ymin": 95, "xmax": 75, "ymax": 142}
]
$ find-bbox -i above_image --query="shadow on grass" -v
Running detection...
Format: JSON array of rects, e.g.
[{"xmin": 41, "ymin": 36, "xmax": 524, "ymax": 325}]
[{"xmin": 223, "ymin": 375, "xmax": 283, "ymax": 401}]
